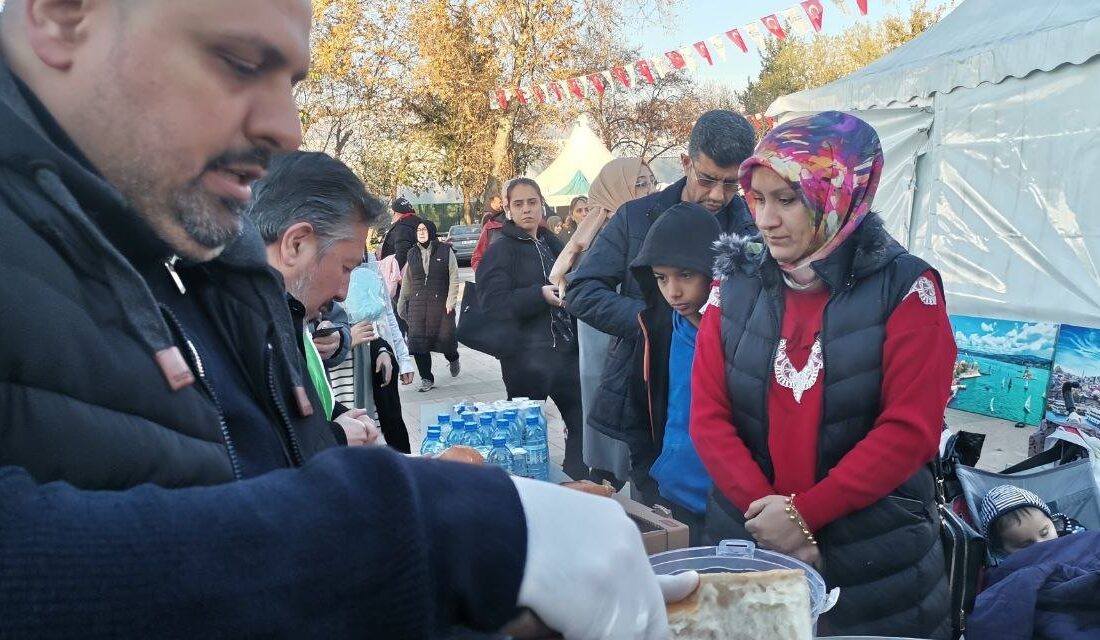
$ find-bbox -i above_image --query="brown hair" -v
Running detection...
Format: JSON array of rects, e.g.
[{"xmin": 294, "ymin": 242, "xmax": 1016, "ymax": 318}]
[
  {"xmin": 569, "ymin": 196, "xmax": 588, "ymax": 211},
  {"xmin": 503, "ymin": 177, "xmax": 546, "ymax": 207}
]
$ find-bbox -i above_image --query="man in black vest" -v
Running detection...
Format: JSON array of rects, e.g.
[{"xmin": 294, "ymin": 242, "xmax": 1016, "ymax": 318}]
[
  {"xmin": 565, "ymin": 110, "xmax": 757, "ymax": 499},
  {"xmin": 0, "ymin": 0, "xmax": 691, "ymax": 635}
]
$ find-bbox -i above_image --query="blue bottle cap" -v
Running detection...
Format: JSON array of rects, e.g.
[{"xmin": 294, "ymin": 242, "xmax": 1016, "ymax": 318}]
[
  {"xmin": 465, "ymin": 421, "xmax": 479, "ymax": 431},
  {"xmin": 437, "ymin": 413, "xmax": 450, "ymax": 423},
  {"xmin": 525, "ymin": 415, "xmax": 539, "ymax": 425},
  {"xmin": 492, "ymin": 435, "xmax": 508, "ymax": 446}
]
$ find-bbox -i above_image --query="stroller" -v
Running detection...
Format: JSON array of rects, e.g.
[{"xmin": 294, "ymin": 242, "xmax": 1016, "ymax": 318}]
[{"xmin": 938, "ymin": 426, "xmax": 1100, "ymax": 639}]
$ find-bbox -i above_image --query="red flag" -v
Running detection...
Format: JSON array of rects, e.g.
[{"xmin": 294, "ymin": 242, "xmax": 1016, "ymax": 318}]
[
  {"xmin": 801, "ymin": 0, "xmax": 825, "ymax": 32},
  {"xmin": 566, "ymin": 77, "xmax": 585, "ymax": 99},
  {"xmin": 665, "ymin": 50, "xmax": 687, "ymax": 70},
  {"xmin": 549, "ymin": 81, "xmax": 565, "ymax": 102},
  {"xmin": 635, "ymin": 59, "xmax": 656, "ymax": 84},
  {"xmin": 766, "ymin": 116, "xmax": 776, "ymax": 128},
  {"xmin": 531, "ymin": 85, "xmax": 546, "ymax": 104},
  {"xmin": 692, "ymin": 41, "xmax": 713, "ymax": 66},
  {"xmin": 494, "ymin": 89, "xmax": 508, "ymax": 109},
  {"xmin": 611, "ymin": 66, "xmax": 631, "ymax": 88},
  {"xmin": 856, "ymin": 0, "xmax": 868, "ymax": 15},
  {"xmin": 513, "ymin": 87, "xmax": 527, "ymax": 106},
  {"xmin": 587, "ymin": 73, "xmax": 606, "ymax": 96},
  {"xmin": 761, "ymin": 14, "xmax": 786, "ymax": 40},
  {"xmin": 725, "ymin": 28, "xmax": 748, "ymax": 53}
]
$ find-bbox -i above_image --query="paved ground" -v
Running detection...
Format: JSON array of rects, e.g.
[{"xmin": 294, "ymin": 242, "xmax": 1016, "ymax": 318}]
[{"xmin": 399, "ymin": 266, "xmax": 1031, "ymax": 473}]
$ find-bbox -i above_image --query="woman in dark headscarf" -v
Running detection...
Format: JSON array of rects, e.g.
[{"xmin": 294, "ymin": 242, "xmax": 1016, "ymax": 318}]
[
  {"xmin": 692, "ymin": 111, "xmax": 954, "ymax": 638},
  {"xmin": 397, "ymin": 218, "xmax": 460, "ymax": 392}
]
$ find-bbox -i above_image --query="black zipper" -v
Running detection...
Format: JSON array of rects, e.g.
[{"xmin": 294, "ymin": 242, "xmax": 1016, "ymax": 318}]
[
  {"xmin": 159, "ymin": 305, "xmax": 244, "ymax": 480},
  {"xmin": 265, "ymin": 342, "xmax": 305, "ymax": 467}
]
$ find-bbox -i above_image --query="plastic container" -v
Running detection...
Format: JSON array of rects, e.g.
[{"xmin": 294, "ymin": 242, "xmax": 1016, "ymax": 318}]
[
  {"xmin": 419, "ymin": 426, "xmax": 445, "ymax": 457},
  {"xmin": 649, "ymin": 539, "xmax": 833, "ymax": 633},
  {"xmin": 485, "ymin": 434, "xmax": 513, "ymax": 473}
]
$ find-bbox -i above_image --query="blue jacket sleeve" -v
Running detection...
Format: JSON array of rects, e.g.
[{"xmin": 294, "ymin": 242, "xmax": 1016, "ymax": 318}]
[
  {"xmin": 0, "ymin": 448, "xmax": 527, "ymax": 637},
  {"xmin": 564, "ymin": 207, "xmax": 644, "ymax": 338},
  {"xmin": 323, "ymin": 302, "xmax": 352, "ymax": 367},
  {"xmin": 476, "ymin": 241, "xmax": 546, "ymax": 320}
]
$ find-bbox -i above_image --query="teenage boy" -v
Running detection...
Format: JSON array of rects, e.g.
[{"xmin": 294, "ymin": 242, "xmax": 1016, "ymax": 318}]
[{"xmin": 628, "ymin": 203, "xmax": 723, "ymax": 541}]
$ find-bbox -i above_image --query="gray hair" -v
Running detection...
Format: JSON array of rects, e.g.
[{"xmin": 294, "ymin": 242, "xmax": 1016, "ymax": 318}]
[
  {"xmin": 687, "ymin": 110, "xmax": 756, "ymax": 169},
  {"xmin": 248, "ymin": 151, "xmax": 385, "ymax": 253}
]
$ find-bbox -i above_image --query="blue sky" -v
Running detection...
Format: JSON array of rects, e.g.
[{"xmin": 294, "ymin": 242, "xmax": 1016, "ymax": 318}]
[
  {"xmin": 950, "ymin": 315, "xmax": 1058, "ymax": 361},
  {"xmin": 1053, "ymin": 325, "xmax": 1100, "ymax": 377},
  {"xmin": 624, "ymin": 0, "xmax": 953, "ymax": 92}
]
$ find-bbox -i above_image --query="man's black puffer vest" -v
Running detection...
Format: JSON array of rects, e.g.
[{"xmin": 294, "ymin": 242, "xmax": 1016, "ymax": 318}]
[{"xmin": 706, "ymin": 215, "xmax": 951, "ymax": 639}]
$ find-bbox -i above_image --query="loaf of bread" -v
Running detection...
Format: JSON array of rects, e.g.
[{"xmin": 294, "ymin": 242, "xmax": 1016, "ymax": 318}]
[
  {"xmin": 666, "ymin": 570, "xmax": 811, "ymax": 640},
  {"xmin": 558, "ymin": 480, "xmax": 615, "ymax": 498}
]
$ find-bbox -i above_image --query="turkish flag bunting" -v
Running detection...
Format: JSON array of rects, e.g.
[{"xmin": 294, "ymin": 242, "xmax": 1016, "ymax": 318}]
[
  {"xmin": 761, "ymin": 14, "xmax": 786, "ymax": 40},
  {"xmin": 665, "ymin": 50, "xmax": 687, "ymax": 70},
  {"xmin": 801, "ymin": 0, "xmax": 825, "ymax": 32},
  {"xmin": 635, "ymin": 59, "xmax": 656, "ymax": 84},
  {"xmin": 611, "ymin": 66, "xmax": 631, "ymax": 88},
  {"xmin": 494, "ymin": 89, "xmax": 508, "ymax": 109},
  {"xmin": 693, "ymin": 41, "xmax": 713, "ymax": 65},
  {"xmin": 513, "ymin": 87, "xmax": 527, "ymax": 105},
  {"xmin": 725, "ymin": 28, "xmax": 748, "ymax": 53},
  {"xmin": 856, "ymin": 0, "xmax": 868, "ymax": 15},
  {"xmin": 531, "ymin": 85, "xmax": 546, "ymax": 104},
  {"xmin": 550, "ymin": 81, "xmax": 565, "ymax": 102},
  {"xmin": 567, "ymin": 77, "xmax": 585, "ymax": 99},
  {"xmin": 587, "ymin": 73, "xmax": 606, "ymax": 96}
]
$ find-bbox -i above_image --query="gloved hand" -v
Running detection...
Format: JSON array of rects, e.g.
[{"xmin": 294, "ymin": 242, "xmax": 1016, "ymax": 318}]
[{"xmin": 510, "ymin": 476, "xmax": 699, "ymax": 640}]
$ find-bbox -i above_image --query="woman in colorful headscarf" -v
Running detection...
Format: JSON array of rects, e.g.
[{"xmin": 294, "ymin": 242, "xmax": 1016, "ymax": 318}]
[
  {"xmin": 548, "ymin": 158, "xmax": 657, "ymax": 483},
  {"xmin": 691, "ymin": 112, "xmax": 954, "ymax": 638}
]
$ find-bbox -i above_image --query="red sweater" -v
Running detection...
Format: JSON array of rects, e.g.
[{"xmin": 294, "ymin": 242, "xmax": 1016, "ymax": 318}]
[{"xmin": 690, "ymin": 271, "xmax": 955, "ymax": 532}]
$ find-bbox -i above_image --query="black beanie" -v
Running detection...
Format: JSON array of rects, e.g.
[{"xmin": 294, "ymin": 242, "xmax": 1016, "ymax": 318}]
[{"xmin": 631, "ymin": 202, "xmax": 721, "ymax": 276}]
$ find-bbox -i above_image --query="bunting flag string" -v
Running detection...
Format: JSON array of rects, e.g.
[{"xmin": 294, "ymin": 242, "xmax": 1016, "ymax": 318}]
[{"xmin": 489, "ymin": 0, "xmax": 875, "ymax": 109}]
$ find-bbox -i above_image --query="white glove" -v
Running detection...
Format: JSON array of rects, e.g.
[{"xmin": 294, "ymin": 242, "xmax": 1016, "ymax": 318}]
[{"xmin": 511, "ymin": 476, "xmax": 698, "ymax": 640}]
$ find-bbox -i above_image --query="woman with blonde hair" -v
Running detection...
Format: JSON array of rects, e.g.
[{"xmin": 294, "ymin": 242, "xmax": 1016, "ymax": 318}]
[{"xmin": 548, "ymin": 157, "xmax": 656, "ymax": 483}]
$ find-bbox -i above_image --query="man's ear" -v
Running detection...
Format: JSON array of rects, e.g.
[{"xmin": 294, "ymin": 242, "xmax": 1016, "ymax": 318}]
[
  {"xmin": 279, "ymin": 221, "xmax": 317, "ymax": 267},
  {"xmin": 24, "ymin": 0, "xmax": 95, "ymax": 71},
  {"xmin": 680, "ymin": 152, "xmax": 691, "ymax": 176}
]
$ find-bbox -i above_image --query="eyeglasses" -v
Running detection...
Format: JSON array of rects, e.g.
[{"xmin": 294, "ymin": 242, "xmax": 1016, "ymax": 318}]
[
  {"xmin": 689, "ymin": 163, "xmax": 739, "ymax": 194},
  {"xmin": 634, "ymin": 177, "xmax": 657, "ymax": 189}
]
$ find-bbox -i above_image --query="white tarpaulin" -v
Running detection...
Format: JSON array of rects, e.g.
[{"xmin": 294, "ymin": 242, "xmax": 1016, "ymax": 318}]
[
  {"xmin": 768, "ymin": 0, "xmax": 1100, "ymax": 327},
  {"xmin": 533, "ymin": 117, "xmax": 613, "ymax": 207}
]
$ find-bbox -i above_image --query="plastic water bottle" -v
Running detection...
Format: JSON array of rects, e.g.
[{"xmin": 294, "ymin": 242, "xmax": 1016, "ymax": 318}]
[
  {"xmin": 524, "ymin": 415, "xmax": 549, "ymax": 481},
  {"xmin": 478, "ymin": 414, "xmax": 495, "ymax": 443},
  {"xmin": 511, "ymin": 446, "xmax": 530, "ymax": 478},
  {"xmin": 420, "ymin": 426, "xmax": 446, "ymax": 457},
  {"xmin": 436, "ymin": 413, "xmax": 452, "ymax": 443},
  {"xmin": 502, "ymin": 410, "xmax": 524, "ymax": 442},
  {"xmin": 485, "ymin": 434, "xmax": 514, "ymax": 474},
  {"xmin": 462, "ymin": 421, "xmax": 491, "ymax": 458},
  {"xmin": 497, "ymin": 417, "xmax": 521, "ymax": 448},
  {"xmin": 446, "ymin": 416, "xmax": 469, "ymax": 447}
]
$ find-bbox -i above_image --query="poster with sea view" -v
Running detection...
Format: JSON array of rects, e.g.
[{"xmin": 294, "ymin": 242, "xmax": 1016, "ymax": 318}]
[
  {"xmin": 1045, "ymin": 324, "xmax": 1100, "ymax": 427},
  {"xmin": 949, "ymin": 315, "xmax": 1058, "ymax": 427}
]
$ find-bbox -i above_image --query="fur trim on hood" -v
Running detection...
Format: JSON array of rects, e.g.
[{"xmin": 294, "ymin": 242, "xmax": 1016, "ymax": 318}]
[{"xmin": 712, "ymin": 233, "xmax": 765, "ymax": 280}]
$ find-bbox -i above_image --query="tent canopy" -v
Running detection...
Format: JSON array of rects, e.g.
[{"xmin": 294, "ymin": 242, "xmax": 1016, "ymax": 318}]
[
  {"xmin": 534, "ymin": 116, "xmax": 613, "ymax": 207},
  {"xmin": 770, "ymin": 0, "xmax": 1100, "ymax": 114},
  {"xmin": 766, "ymin": 0, "xmax": 1100, "ymax": 328},
  {"xmin": 551, "ymin": 170, "xmax": 591, "ymax": 197}
]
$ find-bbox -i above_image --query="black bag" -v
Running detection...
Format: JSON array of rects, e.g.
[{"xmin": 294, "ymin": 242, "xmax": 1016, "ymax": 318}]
[
  {"xmin": 455, "ymin": 280, "xmax": 517, "ymax": 359},
  {"xmin": 934, "ymin": 457, "xmax": 987, "ymax": 640}
]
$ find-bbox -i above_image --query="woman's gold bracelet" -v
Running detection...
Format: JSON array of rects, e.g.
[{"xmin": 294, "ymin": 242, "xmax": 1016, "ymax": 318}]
[{"xmin": 785, "ymin": 494, "xmax": 818, "ymax": 546}]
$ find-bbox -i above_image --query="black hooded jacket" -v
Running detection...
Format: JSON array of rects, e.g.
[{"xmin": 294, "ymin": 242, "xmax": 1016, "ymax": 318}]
[{"xmin": 0, "ymin": 55, "xmax": 336, "ymax": 488}]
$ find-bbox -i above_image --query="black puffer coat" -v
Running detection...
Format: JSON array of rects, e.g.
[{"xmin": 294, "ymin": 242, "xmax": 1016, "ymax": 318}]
[
  {"xmin": 564, "ymin": 178, "xmax": 755, "ymax": 466},
  {"xmin": 476, "ymin": 222, "xmax": 573, "ymax": 353},
  {"xmin": 708, "ymin": 215, "xmax": 950, "ymax": 639},
  {"xmin": 402, "ymin": 239, "xmax": 458, "ymax": 354},
  {"xmin": 0, "ymin": 59, "xmax": 337, "ymax": 489}
]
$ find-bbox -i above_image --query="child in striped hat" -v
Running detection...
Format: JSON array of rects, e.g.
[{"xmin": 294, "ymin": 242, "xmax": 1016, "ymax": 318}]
[{"xmin": 979, "ymin": 485, "xmax": 1086, "ymax": 557}]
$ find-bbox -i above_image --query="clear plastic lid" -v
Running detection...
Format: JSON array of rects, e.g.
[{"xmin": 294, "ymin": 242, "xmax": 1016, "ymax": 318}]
[{"xmin": 650, "ymin": 539, "xmax": 831, "ymax": 619}]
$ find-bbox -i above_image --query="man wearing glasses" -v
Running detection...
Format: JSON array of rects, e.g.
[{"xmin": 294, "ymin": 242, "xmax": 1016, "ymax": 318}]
[{"xmin": 565, "ymin": 110, "xmax": 757, "ymax": 502}]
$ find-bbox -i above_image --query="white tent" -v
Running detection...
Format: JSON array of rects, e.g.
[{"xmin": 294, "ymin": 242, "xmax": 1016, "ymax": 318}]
[
  {"xmin": 534, "ymin": 116, "xmax": 613, "ymax": 207},
  {"xmin": 768, "ymin": 0, "xmax": 1100, "ymax": 327}
]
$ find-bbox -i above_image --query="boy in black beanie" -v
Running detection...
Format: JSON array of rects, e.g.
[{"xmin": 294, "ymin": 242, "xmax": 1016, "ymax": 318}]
[{"xmin": 627, "ymin": 203, "xmax": 722, "ymax": 542}]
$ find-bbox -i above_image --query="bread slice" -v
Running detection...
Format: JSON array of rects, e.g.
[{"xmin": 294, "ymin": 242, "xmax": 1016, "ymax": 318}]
[{"xmin": 666, "ymin": 570, "xmax": 812, "ymax": 640}]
